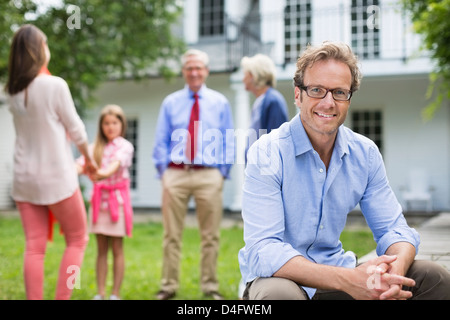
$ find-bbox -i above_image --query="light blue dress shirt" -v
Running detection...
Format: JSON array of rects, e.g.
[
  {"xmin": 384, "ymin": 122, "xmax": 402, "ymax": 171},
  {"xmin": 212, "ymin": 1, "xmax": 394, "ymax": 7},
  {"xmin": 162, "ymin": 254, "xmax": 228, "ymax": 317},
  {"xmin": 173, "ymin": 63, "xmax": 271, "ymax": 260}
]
[
  {"xmin": 153, "ymin": 84, "xmax": 234, "ymax": 178},
  {"xmin": 238, "ymin": 114, "xmax": 420, "ymax": 298}
]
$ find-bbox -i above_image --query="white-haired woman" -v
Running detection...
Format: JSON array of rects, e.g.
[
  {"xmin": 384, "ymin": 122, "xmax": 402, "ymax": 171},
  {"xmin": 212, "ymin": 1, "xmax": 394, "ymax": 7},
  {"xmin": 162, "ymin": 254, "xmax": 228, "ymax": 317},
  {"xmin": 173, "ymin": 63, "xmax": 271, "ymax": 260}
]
[{"xmin": 241, "ymin": 54, "xmax": 289, "ymax": 155}]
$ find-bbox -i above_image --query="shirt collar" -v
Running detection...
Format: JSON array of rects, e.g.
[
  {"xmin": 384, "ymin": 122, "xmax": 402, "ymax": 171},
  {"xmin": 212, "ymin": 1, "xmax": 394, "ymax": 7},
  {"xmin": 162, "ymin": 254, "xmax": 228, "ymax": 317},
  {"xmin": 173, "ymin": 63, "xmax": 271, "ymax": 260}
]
[
  {"xmin": 291, "ymin": 114, "xmax": 349, "ymax": 158},
  {"xmin": 334, "ymin": 126, "xmax": 350, "ymax": 159},
  {"xmin": 185, "ymin": 84, "xmax": 206, "ymax": 98},
  {"xmin": 108, "ymin": 136, "xmax": 122, "ymax": 146},
  {"xmin": 252, "ymin": 93, "xmax": 266, "ymax": 111},
  {"xmin": 291, "ymin": 115, "xmax": 313, "ymax": 156}
]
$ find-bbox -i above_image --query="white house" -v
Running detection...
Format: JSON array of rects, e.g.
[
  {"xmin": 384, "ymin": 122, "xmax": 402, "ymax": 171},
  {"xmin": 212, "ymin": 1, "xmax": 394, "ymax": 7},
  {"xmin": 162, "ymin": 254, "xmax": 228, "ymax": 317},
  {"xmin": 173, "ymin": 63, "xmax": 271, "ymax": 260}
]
[
  {"xmin": 0, "ymin": 90, "xmax": 15, "ymax": 209},
  {"xmin": 1, "ymin": 0, "xmax": 449, "ymax": 212}
]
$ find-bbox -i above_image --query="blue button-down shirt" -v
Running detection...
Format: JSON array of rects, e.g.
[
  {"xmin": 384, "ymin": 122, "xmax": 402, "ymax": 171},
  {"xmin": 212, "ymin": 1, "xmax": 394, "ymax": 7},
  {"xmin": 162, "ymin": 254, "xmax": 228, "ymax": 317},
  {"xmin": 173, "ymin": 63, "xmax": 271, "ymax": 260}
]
[
  {"xmin": 238, "ymin": 114, "xmax": 420, "ymax": 298},
  {"xmin": 153, "ymin": 84, "xmax": 234, "ymax": 178}
]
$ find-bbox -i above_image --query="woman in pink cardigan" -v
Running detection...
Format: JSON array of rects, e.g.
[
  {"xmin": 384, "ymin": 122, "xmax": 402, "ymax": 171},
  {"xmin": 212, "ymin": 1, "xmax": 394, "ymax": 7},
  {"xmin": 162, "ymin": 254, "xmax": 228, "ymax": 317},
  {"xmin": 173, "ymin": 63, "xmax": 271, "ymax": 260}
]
[{"xmin": 5, "ymin": 24, "xmax": 97, "ymax": 300}]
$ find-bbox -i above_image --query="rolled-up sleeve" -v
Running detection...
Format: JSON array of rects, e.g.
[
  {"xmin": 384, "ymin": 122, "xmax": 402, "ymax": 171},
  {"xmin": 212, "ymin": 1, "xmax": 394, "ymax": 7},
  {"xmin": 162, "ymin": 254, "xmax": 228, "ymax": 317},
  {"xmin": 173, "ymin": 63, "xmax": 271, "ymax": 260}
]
[
  {"xmin": 239, "ymin": 137, "xmax": 301, "ymax": 280},
  {"xmin": 360, "ymin": 146, "xmax": 420, "ymax": 256},
  {"xmin": 152, "ymin": 98, "xmax": 172, "ymax": 178},
  {"xmin": 114, "ymin": 139, "xmax": 134, "ymax": 168}
]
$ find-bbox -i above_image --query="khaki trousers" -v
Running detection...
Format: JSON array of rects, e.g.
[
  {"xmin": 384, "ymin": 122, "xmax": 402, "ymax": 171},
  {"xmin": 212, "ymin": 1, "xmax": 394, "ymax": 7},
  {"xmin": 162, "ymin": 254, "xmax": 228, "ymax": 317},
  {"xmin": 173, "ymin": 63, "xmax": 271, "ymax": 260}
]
[
  {"xmin": 160, "ymin": 167, "xmax": 224, "ymax": 293},
  {"xmin": 244, "ymin": 260, "xmax": 450, "ymax": 300}
]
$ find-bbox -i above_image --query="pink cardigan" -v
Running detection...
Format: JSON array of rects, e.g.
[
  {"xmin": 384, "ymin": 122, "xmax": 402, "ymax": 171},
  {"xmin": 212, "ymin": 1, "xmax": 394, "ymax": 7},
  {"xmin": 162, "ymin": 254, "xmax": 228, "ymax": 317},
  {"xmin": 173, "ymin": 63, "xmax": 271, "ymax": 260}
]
[
  {"xmin": 78, "ymin": 137, "xmax": 135, "ymax": 236},
  {"xmin": 8, "ymin": 74, "xmax": 88, "ymax": 205},
  {"xmin": 91, "ymin": 179, "xmax": 133, "ymax": 237}
]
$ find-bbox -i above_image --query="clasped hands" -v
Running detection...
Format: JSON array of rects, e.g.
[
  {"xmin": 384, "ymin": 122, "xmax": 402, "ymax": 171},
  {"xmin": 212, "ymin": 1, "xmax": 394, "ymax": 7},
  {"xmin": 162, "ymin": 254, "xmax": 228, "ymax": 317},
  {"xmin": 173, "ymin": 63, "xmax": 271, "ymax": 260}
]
[
  {"xmin": 80, "ymin": 159, "xmax": 120, "ymax": 183},
  {"xmin": 351, "ymin": 255, "xmax": 415, "ymax": 300},
  {"xmin": 79, "ymin": 158, "xmax": 105, "ymax": 183},
  {"xmin": 81, "ymin": 163, "xmax": 109, "ymax": 183}
]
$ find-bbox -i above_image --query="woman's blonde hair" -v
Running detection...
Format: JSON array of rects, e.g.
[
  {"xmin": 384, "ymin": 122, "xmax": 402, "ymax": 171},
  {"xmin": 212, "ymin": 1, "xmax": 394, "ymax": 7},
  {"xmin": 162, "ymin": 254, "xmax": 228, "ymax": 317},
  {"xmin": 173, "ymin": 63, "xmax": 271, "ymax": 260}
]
[
  {"xmin": 241, "ymin": 54, "xmax": 277, "ymax": 88},
  {"xmin": 293, "ymin": 41, "xmax": 362, "ymax": 92},
  {"xmin": 93, "ymin": 104, "xmax": 127, "ymax": 166}
]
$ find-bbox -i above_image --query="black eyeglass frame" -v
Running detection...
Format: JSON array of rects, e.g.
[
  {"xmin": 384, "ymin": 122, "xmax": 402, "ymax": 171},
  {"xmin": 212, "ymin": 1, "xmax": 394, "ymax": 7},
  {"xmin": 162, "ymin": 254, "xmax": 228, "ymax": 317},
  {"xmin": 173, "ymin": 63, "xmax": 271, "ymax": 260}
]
[{"xmin": 299, "ymin": 85, "xmax": 353, "ymax": 101}]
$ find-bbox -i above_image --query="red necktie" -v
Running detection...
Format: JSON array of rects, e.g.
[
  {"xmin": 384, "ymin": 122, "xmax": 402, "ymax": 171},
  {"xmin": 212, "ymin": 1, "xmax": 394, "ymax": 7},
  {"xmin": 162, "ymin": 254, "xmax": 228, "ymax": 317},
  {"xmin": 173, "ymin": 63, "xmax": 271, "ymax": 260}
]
[{"xmin": 186, "ymin": 93, "xmax": 199, "ymax": 162}]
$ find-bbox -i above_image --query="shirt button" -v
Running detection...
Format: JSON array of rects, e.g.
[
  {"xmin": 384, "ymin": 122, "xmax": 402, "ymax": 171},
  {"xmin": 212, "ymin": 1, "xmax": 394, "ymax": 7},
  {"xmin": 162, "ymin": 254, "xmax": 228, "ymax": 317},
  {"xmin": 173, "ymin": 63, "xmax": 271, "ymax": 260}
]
[
  {"xmin": 319, "ymin": 168, "xmax": 324, "ymax": 173},
  {"xmin": 320, "ymin": 225, "xmax": 324, "ymax": 230}
]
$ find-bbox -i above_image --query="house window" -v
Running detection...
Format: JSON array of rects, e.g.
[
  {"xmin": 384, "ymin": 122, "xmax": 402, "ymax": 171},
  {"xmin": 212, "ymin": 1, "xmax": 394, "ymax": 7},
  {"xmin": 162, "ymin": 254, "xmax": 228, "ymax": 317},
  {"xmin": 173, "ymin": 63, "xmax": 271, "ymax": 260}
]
[
  {"xmin": 125, "ymin": 119, "xmax": 138, "ymax": 190},
  {"xmin": 351, "ymin": 110, "xmax": 383, "ymax": 152},
  {"xmin": 199, "ymin": 0, "xmax": 225, "ymax": 37},
  {"xmin": 351, "ymin": 0, "xmax": 380, "ymax": 59},
  {"xmin": 284, "ymin": 0, "xmax": 312, "ymax": 64}
]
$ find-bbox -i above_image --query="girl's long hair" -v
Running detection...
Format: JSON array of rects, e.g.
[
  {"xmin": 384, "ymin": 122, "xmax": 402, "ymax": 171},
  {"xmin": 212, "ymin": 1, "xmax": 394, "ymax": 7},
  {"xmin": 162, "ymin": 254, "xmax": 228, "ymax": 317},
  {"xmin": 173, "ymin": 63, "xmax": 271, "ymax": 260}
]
[
  {"xmin": 93, "ymin": 105, "xmax": 127, "ymax": 167},
  {"xmin": 5, "ymin": 24, "xmax": 48, "ymax": 95}
]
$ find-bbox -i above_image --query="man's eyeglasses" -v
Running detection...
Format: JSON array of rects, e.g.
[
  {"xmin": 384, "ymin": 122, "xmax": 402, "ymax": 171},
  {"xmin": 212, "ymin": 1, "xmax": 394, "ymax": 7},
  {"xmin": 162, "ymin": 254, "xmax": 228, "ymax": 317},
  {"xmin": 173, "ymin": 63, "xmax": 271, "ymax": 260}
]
[{"xmin": 299, "ymin": 86, "xmax": 352, "ymax": 101}]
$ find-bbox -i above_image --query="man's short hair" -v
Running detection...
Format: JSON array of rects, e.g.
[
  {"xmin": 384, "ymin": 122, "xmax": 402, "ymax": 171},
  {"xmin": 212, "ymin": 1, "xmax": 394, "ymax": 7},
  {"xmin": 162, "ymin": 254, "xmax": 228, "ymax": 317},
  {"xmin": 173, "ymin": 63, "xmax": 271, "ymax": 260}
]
[
  {"xmin": 293, "ymin": 41, "xmax": 362, "ymax": 92},
  {"xmin": 181, "ymin": 49, "xmax": 210, "ymax": 68}
]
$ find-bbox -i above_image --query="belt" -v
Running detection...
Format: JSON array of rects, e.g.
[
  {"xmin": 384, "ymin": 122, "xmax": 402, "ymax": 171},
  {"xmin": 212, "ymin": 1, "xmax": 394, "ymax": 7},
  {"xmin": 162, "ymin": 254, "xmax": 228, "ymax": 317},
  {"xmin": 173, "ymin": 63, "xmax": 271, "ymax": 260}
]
[{"xmin": 168, "ymin": 162, "xmax": 210, "ymax": 170}]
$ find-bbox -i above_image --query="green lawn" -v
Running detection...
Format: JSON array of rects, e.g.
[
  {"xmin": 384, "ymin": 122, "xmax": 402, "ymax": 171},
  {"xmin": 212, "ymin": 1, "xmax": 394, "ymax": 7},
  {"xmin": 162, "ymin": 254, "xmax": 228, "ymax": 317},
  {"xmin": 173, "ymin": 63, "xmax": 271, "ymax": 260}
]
[{"xmin": 0, "ymin": 215, "xmax": 375, "ymax": 300}]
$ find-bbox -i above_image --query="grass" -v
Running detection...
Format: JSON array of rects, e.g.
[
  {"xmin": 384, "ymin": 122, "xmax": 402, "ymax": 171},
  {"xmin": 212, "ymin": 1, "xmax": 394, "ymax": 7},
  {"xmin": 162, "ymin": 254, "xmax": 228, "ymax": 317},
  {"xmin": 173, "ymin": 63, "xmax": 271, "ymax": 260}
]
[{"xmin": 0, "ymin": 215, "xmax": 376, "ymax": 300}]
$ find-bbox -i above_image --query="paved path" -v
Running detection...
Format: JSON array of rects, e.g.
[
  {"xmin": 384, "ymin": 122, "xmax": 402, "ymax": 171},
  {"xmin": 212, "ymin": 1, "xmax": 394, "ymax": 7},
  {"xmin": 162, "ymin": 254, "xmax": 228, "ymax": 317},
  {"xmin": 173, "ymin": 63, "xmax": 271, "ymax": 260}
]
[
  {"xmin": 415, "ymin": 212, "xmax": 450, "ymax": 271},
  {"xmin": 359, "ymin": 212, "xmax": 450, "ymax": 271}
]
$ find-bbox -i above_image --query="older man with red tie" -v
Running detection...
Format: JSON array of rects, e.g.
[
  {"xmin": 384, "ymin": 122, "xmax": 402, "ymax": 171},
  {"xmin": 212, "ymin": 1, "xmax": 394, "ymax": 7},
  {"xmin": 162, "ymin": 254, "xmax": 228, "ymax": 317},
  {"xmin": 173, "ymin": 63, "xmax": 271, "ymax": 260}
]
[{"xmin": 153, "ymin": 49, "xmax": 234, "ymax": 300}]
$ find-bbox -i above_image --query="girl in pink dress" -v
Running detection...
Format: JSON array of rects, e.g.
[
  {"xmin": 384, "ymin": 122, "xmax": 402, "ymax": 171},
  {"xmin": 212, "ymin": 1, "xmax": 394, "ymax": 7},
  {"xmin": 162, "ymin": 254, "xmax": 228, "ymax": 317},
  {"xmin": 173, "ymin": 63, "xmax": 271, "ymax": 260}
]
[{"xmin": 77, "ymin": 104, "xmax": 134, "ymax": 300}]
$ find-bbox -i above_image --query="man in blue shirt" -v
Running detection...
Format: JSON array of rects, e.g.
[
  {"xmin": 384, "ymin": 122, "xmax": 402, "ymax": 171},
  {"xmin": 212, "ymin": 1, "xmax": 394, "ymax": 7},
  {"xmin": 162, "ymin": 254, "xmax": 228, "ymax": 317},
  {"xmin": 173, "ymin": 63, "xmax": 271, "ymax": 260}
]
[
  {"xmin": 239, "ymin": 41, "xmax": 450, "ymax": 300},
  {"xmin": 153, "ymin": 49, "xmax": 234, "ymax": 300}
]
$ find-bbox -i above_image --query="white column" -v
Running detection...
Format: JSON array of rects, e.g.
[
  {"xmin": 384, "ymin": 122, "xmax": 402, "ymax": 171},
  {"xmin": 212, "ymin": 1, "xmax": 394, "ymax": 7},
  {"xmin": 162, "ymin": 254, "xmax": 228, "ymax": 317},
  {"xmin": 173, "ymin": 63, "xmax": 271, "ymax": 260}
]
[
  {"xmin": 0, "ymin": 95, "xmax": 15, "ymax": 209},
  {"xmin": 260, "ymin": 0, "xmax": 286, "ymax": 65},
  {"xmin": 183, "ymin": 0, "xmax": 199, "ymax": 44},
  {"xmin": 229, "ymin": 82, "xmax": 251, "ymax": 212},
  {"xmin": 226, "ymin": 0, "xmax": 252, "ymax": 41}
]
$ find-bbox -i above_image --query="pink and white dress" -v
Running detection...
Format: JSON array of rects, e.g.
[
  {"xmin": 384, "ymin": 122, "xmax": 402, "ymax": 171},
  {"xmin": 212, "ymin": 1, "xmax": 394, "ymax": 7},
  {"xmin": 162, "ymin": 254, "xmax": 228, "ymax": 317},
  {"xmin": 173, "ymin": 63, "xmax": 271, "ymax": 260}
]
[{"xmin": 78, "ymin": 136, "xmax": 134, "ymax": 237}]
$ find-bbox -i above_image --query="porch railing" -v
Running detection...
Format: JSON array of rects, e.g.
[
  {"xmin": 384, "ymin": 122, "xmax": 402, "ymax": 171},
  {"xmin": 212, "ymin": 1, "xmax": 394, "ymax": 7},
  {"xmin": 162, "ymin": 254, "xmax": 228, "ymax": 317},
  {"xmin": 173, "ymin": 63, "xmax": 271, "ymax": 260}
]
[{"xmin": 224, "ymin": 2, "xmax": 428, "ymax": 71}]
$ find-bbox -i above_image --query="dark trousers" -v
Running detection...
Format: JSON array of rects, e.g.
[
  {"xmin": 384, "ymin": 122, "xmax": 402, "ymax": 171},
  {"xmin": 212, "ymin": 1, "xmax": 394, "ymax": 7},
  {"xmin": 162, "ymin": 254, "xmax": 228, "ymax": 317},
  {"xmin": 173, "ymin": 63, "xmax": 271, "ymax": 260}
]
[{"xmin": 244, "ymin": 260, "xmax": 450, "ymax": 300}]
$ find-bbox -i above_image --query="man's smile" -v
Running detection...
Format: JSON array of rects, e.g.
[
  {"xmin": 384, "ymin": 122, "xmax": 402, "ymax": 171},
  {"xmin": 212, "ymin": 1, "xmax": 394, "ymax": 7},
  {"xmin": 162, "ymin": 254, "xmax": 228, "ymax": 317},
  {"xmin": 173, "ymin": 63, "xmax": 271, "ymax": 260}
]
[{"xmin": 315, "ymin": 112, "xmax": 336, "ymax": 118}]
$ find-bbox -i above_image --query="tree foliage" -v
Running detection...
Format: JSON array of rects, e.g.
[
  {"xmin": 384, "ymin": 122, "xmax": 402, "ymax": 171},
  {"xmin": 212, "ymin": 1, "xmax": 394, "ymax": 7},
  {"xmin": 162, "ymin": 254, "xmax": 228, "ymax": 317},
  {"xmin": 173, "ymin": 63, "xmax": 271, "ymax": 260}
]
[
  {"xmin": 402, "ymin": 0, "xmax": 450, "ymax": 120},
  {"xmin": 0, "ymin": 1, "xmax": 37, "ymax": 80},
  {"xmin": 0, "ymin": 0, "xmax": 186, "ymax": 114}
]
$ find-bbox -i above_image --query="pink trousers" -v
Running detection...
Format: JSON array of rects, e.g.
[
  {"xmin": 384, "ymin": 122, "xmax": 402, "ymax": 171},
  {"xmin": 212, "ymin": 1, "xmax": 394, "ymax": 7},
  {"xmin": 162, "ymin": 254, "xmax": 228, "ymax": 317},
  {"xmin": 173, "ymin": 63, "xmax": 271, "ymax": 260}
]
[{"xmin": 16, "ymin": 189, "xmax": 89, "ymax": 300}]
